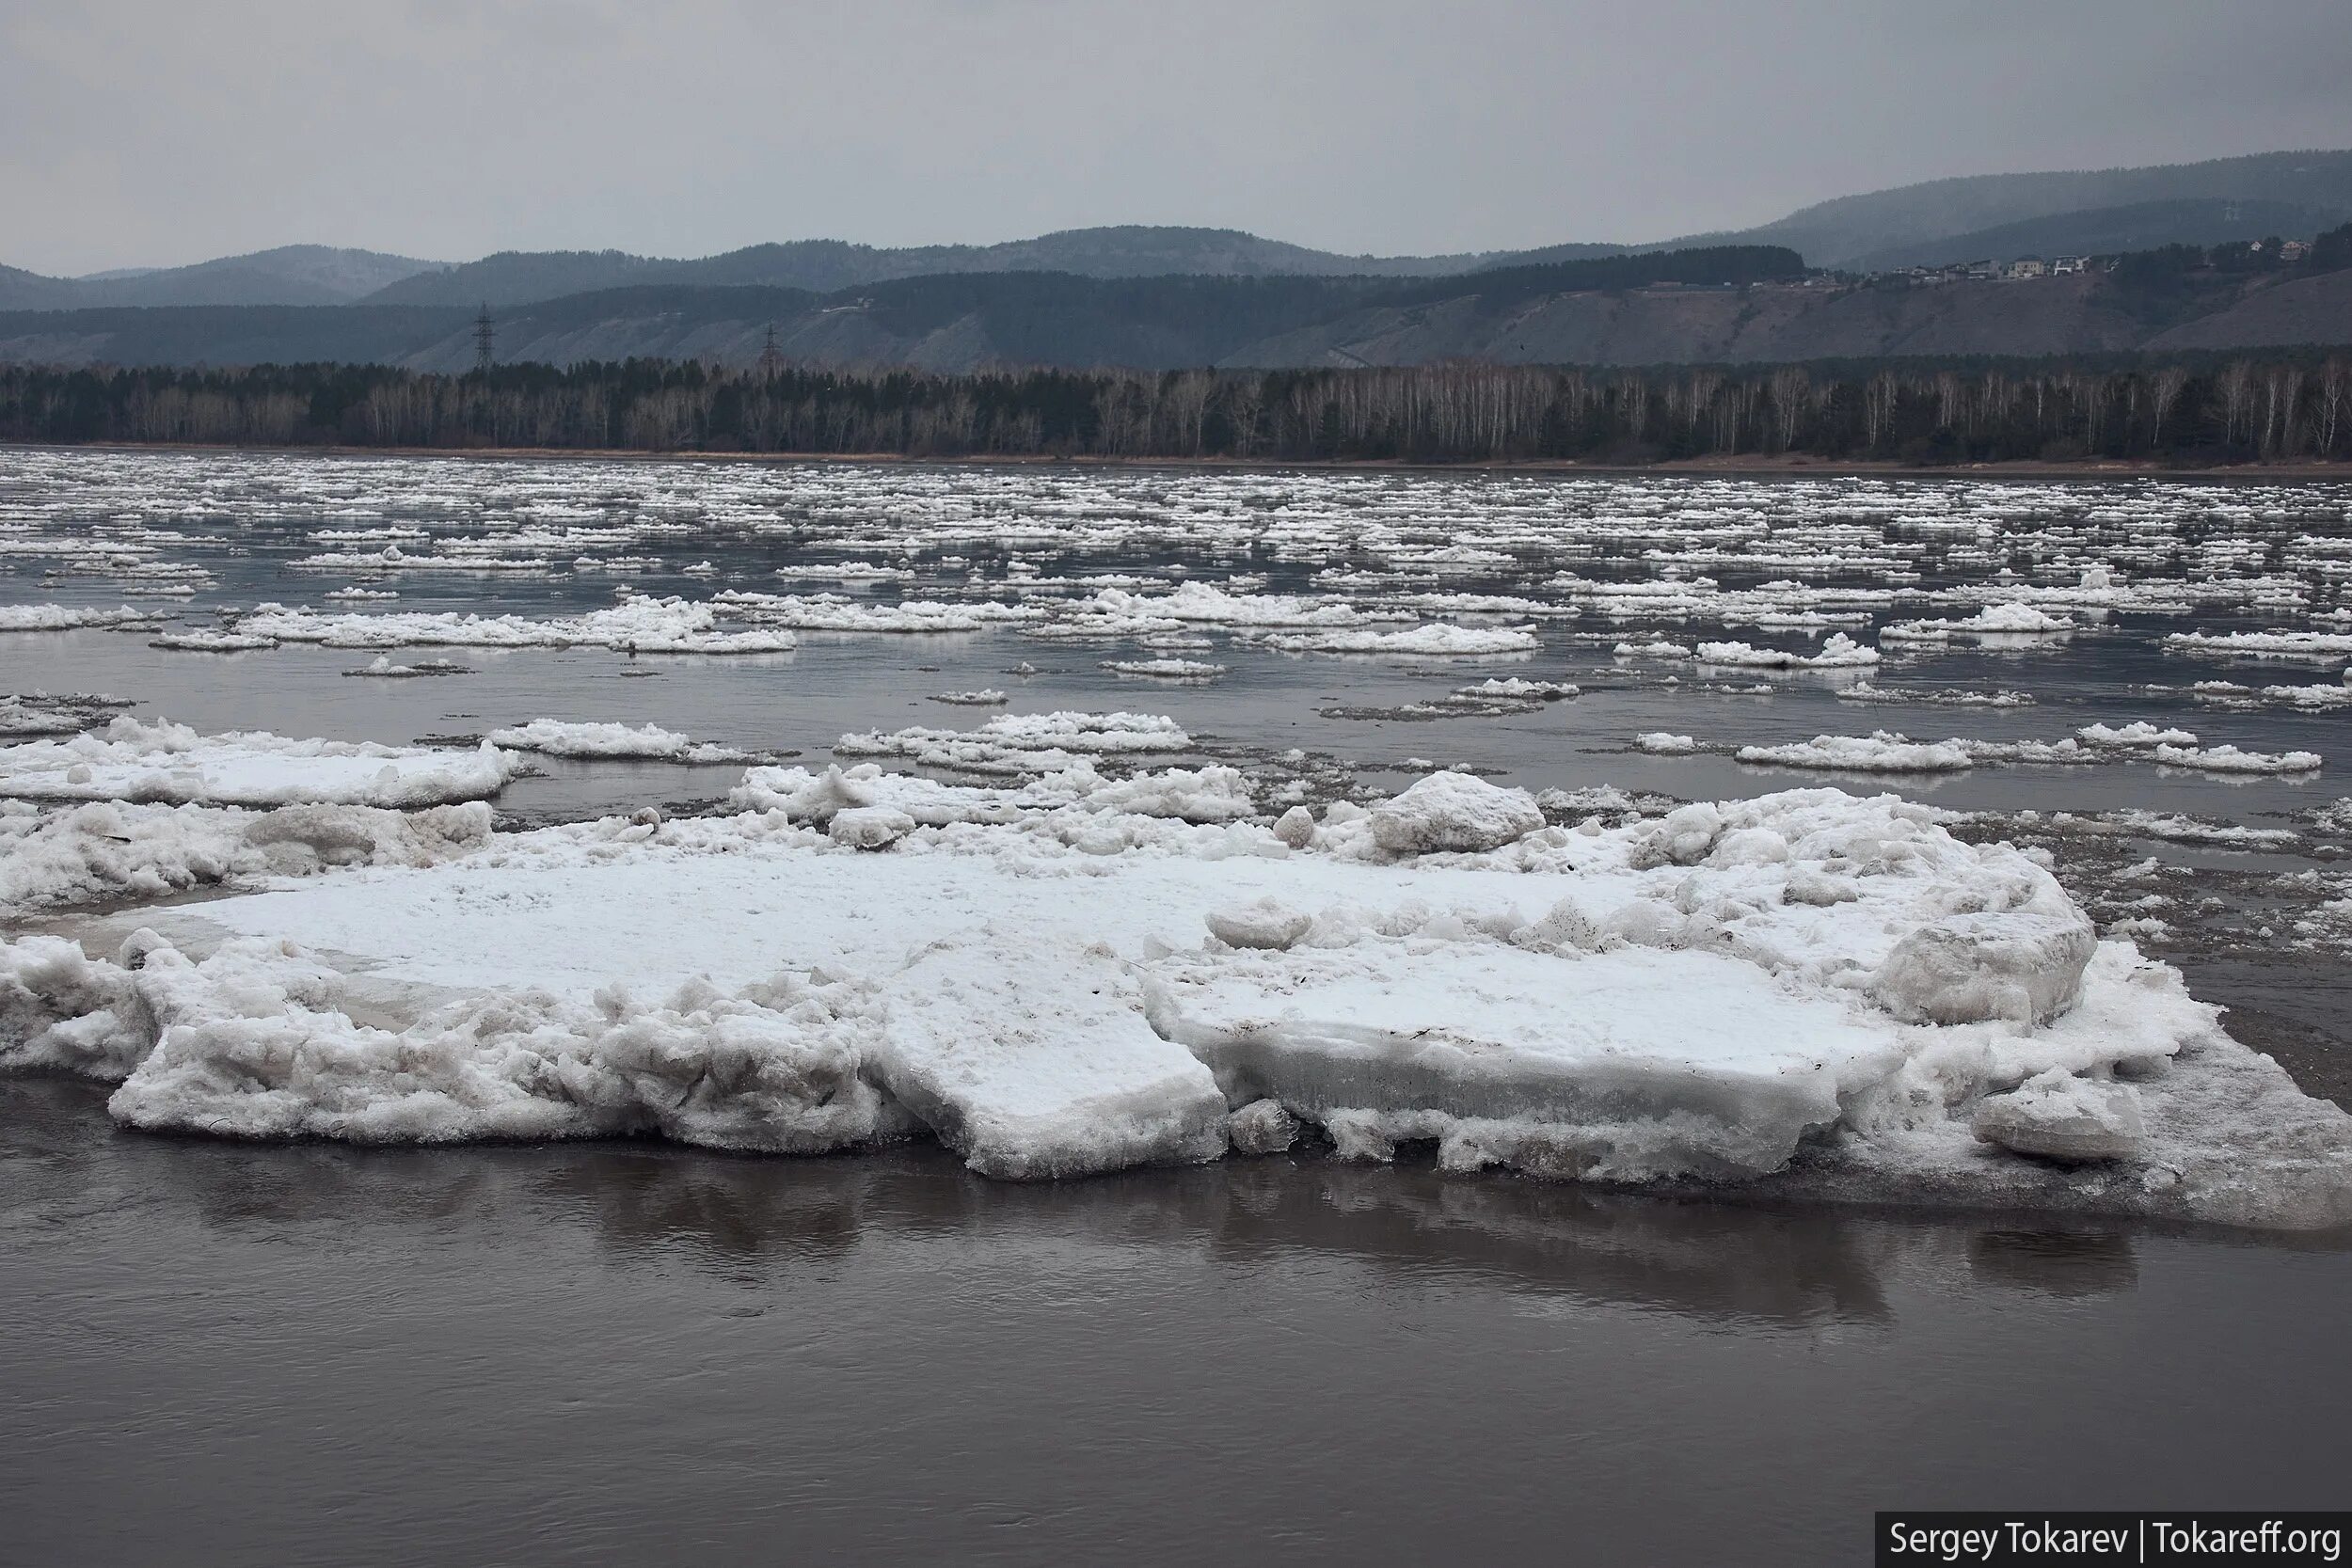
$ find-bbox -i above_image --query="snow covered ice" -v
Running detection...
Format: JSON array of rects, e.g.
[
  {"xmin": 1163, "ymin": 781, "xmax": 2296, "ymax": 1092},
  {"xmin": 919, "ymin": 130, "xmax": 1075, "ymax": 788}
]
[
  {"xmin": 0, "ymin": 718, "xmax": 516, "ymax": 808},
  {"xmin": 8, "ymin": 451, "xmax": 2352, "ymax": 1234},
  {"xmin": 6, "ymin": 751, "xmax": 2349, "ymax": 1229}
]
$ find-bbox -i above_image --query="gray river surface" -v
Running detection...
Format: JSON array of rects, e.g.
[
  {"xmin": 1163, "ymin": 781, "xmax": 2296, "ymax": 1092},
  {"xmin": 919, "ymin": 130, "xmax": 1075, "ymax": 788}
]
[{"xmin": 5, "ymin": 451, "xmax": 2352, "ymax": 1562}]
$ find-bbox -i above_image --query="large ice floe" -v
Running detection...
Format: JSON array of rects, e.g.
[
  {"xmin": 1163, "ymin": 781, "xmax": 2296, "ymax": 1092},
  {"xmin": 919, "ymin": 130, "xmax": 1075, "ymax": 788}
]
[
  {"xmin": 6, "ymin": 746, "xmax": 2350, "ymax": 1230},
  {"xmin": 0, "ymin": 718, "xmax": 516, "ymax": 807},
  {"xmin": 236, "ymin": 594, "xmax": 797, "ymax": 654}
]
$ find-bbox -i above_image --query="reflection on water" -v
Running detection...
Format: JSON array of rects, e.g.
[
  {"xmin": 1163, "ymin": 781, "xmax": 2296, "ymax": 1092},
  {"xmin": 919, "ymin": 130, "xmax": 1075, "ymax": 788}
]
[
  {"xmin": 8, "ymin": 1078, "xmax": 1917, "ymax": 1324},
  {"xmin": 5, "ymin": 1077, "xmax": 2351, "ymax": 1565},
  {"xmin": 10, "ymin": 457, "xmax": 2352, "ymax": 1562},
  {"xmin": 1968, "ymin": 1229, "xmax": 2141, "ymax": 1297}
]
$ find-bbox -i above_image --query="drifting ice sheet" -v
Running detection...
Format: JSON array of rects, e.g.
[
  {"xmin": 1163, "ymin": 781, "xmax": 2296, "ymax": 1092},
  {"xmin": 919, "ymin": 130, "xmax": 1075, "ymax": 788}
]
[
  {"xmin": 0, "ymin": 719, "xmax": 516, "ymax": 807},
  {"xmin": 7, "ymin": 768, "xmax": 2351, "ymax": 1228}
]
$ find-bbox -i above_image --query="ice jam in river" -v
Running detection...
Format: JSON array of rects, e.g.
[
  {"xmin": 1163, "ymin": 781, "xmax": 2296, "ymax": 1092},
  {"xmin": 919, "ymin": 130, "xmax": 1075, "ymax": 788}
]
[
  {"xmin": 4, "ymin": 740, "xmax": 2347, "ymax": 1230},
  {"xmin": 5, "ymin": 454, "xmax": 2352, "ymax": 1233}
]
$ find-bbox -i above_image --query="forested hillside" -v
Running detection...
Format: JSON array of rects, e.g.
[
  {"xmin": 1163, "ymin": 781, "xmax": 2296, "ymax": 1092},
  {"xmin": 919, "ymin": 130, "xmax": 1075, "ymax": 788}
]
[{"xmin": 6, "ymin": 352, "xmax": 2344, "ymax": 467}]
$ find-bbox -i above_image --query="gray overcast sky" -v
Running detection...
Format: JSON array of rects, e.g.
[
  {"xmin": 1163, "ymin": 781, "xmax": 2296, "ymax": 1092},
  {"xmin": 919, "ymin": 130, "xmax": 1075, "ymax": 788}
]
[{"xmin": 5, "ymin": 0, "xmax": 2351, "ymax": 275}]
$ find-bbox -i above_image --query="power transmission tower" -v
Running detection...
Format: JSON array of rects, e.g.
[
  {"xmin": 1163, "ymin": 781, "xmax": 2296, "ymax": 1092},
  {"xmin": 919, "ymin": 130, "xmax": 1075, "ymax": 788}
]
[
  {"xmin": 758, "ymin": 321, "xmax": 784, "ymax": 381},
  {"xmin": 473, "ymin": 304, "xmax": 496, "ymax": 374}
]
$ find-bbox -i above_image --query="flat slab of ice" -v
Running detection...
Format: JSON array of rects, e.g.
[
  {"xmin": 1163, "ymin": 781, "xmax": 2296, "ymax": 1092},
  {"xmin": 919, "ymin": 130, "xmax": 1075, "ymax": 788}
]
[
  {"xmin": 1148, "ymin": 942, "xmax": 1903, "ymax": 1179},
  {"xmin": 0, "ymin": 719, "xmax": 516, "ymax": 807},
  {"xmin": 10, "ymin": 772, "xmax": 2351, "ymax": 1228}
]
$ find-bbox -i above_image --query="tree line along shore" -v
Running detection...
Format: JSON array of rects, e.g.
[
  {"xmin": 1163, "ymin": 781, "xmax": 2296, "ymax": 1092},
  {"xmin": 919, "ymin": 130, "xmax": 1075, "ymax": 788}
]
[{"xmin": 2, "ymin": 355, "xmax": 2347, "ymax": 467}]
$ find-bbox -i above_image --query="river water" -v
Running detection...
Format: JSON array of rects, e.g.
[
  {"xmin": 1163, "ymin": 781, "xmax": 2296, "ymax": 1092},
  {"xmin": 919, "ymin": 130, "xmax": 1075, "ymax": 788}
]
[{"xmin": 4, "ymin": 450, "xmax": 2351, "ymax": 1561}]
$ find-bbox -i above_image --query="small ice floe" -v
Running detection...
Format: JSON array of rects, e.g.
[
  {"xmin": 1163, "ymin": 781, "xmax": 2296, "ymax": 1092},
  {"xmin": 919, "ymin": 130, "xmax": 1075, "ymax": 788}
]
[
  {"xmin": 1836, "ymin": 683, "xmax": 2035, "ymax": 707},
  {"xmin": 0, "ymin": 604, "xmax": 164, "ymax": 632},
  {"xmin": 1693, "ymin": 633, "xmax": 1879, "ymax": 670},
  {"xmin": 836, "ymin": 710, "xmax": 1194, "ymax": 777},
  {"xmin": 1881, "ymin": 602, "xmax": 2074, "ymax": 644},
  {"xmin": 0, "ymin": 691, "xmax": 135, "ymax": 739},
  {"xmin": 341, "ymin": 656, "xmax": 474, "ymax": 678},
  {"xmin": 712, "ymin": 591, "xmax": 1042, "ymax": 633},
  {"xmin": 930, "ymin": 690, "xmax": 1010, "ymax": 706},
  {"xmin": 485, "ymin": 719, "xmax": 760, "ymax": 764},
  {"xmin": 147, "ymin": 630, "xmax": 279, "ymax": 653},
  {"xmin": 1248, "ymin": 623, "xmax": 1540, "ymax": 657},
  {"xmin": 324, "ymin": 586, "xmax": 400, "ymax": 601},
  {"xmin": 1737, "ymin": 732, "xmax": 1975, "ymax": 772},
  {"xmin": 2164, "ymin": 629, "xmax": 2352, "ymax": 659},
  {"xmin": 2152, "ymin": 743, "xmax": 2324, "ymax": 774},
  {"xmin": 1101, "ymin": 658, "xmax": 1227, "ymax": 680},
  {"xmin": 1456, "ymin": 677, "xmax": 1577, "ymax": 700},
  {"xmin": 2075, "ymin": 722, "xmax": 2200, "ymax": 749},
  {"xmin": 1080, "ymin": 581, "xmax": 1391, "ymax": 630},
  {"xmin": 1634, "ymin": 733, "xmax": 1697, "ymax": 755},
  {"xmin": 239, "ymin": 596, "xmax": 799, "ymax": 654}
]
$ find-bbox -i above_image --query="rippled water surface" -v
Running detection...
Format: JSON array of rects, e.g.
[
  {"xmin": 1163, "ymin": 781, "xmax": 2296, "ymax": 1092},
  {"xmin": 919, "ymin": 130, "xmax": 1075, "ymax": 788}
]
[{"xmin": 6, "ymin": 451, "xmax": 2352, "ymax": 1561}]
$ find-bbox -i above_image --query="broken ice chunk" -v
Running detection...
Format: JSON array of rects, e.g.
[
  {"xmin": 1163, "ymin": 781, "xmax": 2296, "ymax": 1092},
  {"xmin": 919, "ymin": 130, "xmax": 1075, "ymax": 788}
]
[
  {"xmin": 1226, "ymin": 1098, "xmax": 1300, "ymax": 1155},
  {"xmin": 1973, "ymin": 1070, "xmax": 2145, "ymax": 1164},
  {"xmin": 828, "ymin": 806, "xmax": 915, "ymax": 849},
  {"xmin": 1874, "ymin": 910, "xmax": 2098, "ymax": 1025},
  {"xmin": 1368, "ymin": 770, "xmax": 1543, "ymax": 856},
  {"xmin": 1206, "ymin": 897, "xmax": 1313, "ymax": 951},
  {"xmin": 870, "ymin": 937, "xmax": 1229, "ymax": 1180}
]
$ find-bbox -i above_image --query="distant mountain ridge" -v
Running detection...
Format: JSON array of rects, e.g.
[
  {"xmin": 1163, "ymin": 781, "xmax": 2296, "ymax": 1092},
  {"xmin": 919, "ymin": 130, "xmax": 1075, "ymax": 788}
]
[
  {"xmin": 9, "ymin": 150, "xmax": 2352, "ymax": 314},
  {"xmin": 359, "ymin": 227, "xmax": 1625, "ymax": 309},
  {"xmin": 1839, "ymin": 198, "xmax": 2352, "ymax": 273},
  {"xmin": 0, "ymin": 245, "xmax": 444, "ymax": 311},
  {"xmin": 1685, "ymin": 149, "xmax": 2352, "ymax": 267},
  {"xmin": 5, "ymin": 240, "xmax": 2347, "ymax": 374}
]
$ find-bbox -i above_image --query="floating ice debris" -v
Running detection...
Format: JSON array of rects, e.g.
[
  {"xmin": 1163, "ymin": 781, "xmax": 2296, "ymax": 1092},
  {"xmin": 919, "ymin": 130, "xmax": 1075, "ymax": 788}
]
[
  {"xmin": 771, "ymin": 560, "xmax": 907, "ymax": 581},
  {"xmin": 1635, "ymin": 733, "xmax": 1698, "ymax": 754},
  {"xmin": 148, "ymin": 630, "xmax": 278, "ymax": 652},
  {"xmin": 291, "ymin": 545, "xmax": 552, "ymax": 572},
  {"xmin": 835, "ymin": 711, "xmax": 1195, "ymax": 776},
  {"xmin": 1737, "ymin": 733, "xmax": 1975, "ymax": 773},
  {"xmin": 341, "ymin": 657, "xmax": 474, "ymax": 678},
  {"xmin": 930, "ymin": 690, "xmax": 1010, "ymax": 705},
  {"xmin": 1101, "ymin": 658, "xmax": 1227, "ymax": 679},
  {"xmin": 2017, "ymin": 809, "xmax": 2301, "ymax": 848},
  {"xmin": 0, "ymin": 692, "xmax": 133, "ymax": 739},
  {"xmin": 2152, "ymin": 743, "xmax": 2324, "ymax": 774},
  {"xmin": 712, "ymin": 591, "xmax": 1042, "ymax": 633},
  {"xmin": 1249, "ymin": 623, "xmax": 1540, "ymax": 657},
  {"xmin": 2164, "ymin": 630, "xmax": 2352, "ymax": 659},
  {"xmin": 1882, "ymin": 603, "xmax": 2074, "ymax": 643},
  {"xmin": 1836, "ymin": 684, "xmax": 2035, "ymax": 707},
  {"xmin": 238, "ymin": 596, "xmax": 798, "ymax": 654},
  {"xmin": 0, "ymin": 604, "xmax": 163, "ymax": 632},
  {"xmin": 484, "ymin": 720, "xmax": 757, "ymax": 764},
  {"xmin": 1693, "ymin": 633, "xmax": 1879, "ymax": 670},
  {"xmin": 1456, "ymin": 677, "xmax": 1578, "ymax": 700},
  {"xmin": 1081, "ymin": 581, "xmax": 1393, "ymax": 629},
  {"xmin": 734, "ymin": 760, "xmax": 1257, "ymax": 828},
  {"xmin": 324, "ymin": 586, "xmax": 401, "ymax": 601},
  {"xmin": 1732, "ymin": 725, "xmax": 2317, "ymax": 775},
  {"xmin": 0, "ymin": 718, "xmax": 516, "ymax": 807},
  {"xmin": 2076, "ymin": 722, "xmax": 2200, "ymax": 748}
]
